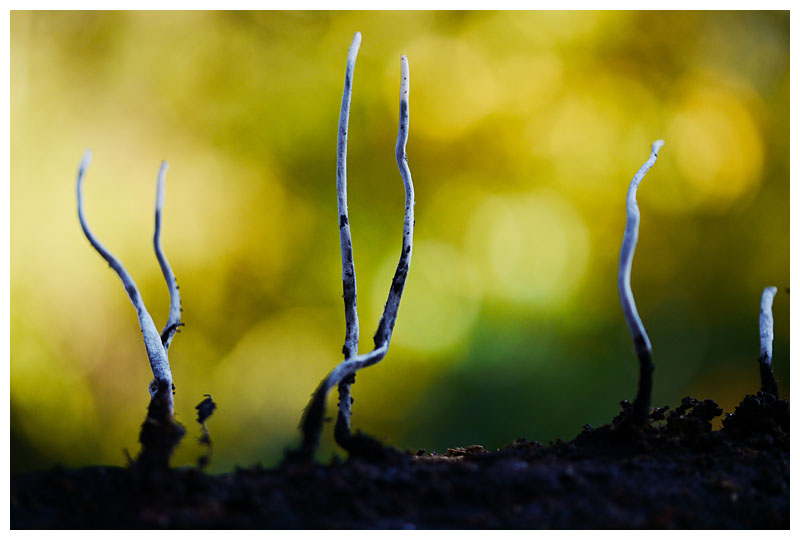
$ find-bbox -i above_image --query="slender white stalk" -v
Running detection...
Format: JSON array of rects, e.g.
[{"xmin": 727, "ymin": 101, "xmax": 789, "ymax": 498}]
[
  {"xmin": 338, "ymin": 31, "xmax": 362, "ymax": 360},
  {"xmin": 618, "ymin": 140, "xmax": 664, "ymax": 359},
  {"xmin": 335, "ymin": 31, "xmax": 363, "ymax": 431},
  {"xmin": 373, "ymin": 54, "xmax": 414, "ymax": 350},
  {"xmin": 154, "ymin": 161, "xmax": 182, "ymax": 351},
  {"xmin": 77, "ymin": 150, "xmax": 174, "ymax": 414},
  {"xmin": 617, "ymin": 140, "xmax": 663, "ymax": 423},
  {"xmin": 759, "ymin": 286, "xmax": 778, "ymax": 366}
]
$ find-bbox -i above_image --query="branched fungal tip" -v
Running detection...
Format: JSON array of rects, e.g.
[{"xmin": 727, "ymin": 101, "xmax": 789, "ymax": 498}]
[{"xmin": 77, "ymin": 152, "xmax": 176, "ymax": 415}]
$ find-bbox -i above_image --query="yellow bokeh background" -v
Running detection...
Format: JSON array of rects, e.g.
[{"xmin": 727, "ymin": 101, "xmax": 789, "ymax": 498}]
[{"xmin": 11, "ymin": 11, "xmax": 788, "ymax": 471}]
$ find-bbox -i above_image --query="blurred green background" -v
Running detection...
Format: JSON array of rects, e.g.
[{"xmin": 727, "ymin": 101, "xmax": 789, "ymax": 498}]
[{"xmin": 11, "ymin": 11, "xmax": 789, "ymax": 472}]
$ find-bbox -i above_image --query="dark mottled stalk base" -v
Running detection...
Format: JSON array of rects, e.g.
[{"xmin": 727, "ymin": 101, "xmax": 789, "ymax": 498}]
[
  {"xmin": 632, "ymin": 349, "xmax": 654, "ymax": 425},
  {"xmin": 136, "ymin": 381, "xmax": 185, "ymax": 470},
  {"xmin": 334, "ymin": 410, "xmax": 404, "ymax": 462},
  {"xmin": 288, "ymin": 378, "xmax": 403, "ymax": 464},
  {"xmin": 289, "ymin": 381, "xmax": 328, "ymax": 462},
  {"xmin": 759, "ymin": 359, "xmax": 778, "ymax": 397}
]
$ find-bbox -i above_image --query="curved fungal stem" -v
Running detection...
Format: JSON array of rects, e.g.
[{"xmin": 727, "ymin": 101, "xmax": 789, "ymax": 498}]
[
  {"xmin": 154, "ymin": 161, "xmax": 183, "ymax": 351},
  {"xmin": 300, "ymin": 345, "xmax": 389, "ymax": 457},
  {"xmin": 335, "ymin": 31, "xmax": 362, "ymax": 436},
  {"xmin": 373, "ymin": 54, "xmax": 414, "ymax": 350},
  {"xmin": 618, "ymin": 140, "xmax": 664, "ymax": 424},
  {"xmin": 299, "ymin": 52, "xmax": 415, "ymax": 459},
  {"xmin": 758, "ymin": 286, "xmax": 779, "ymax": 396},
  {"xmin": 77, "ymin": 150, "xmax": 174, "ymax": 415}
]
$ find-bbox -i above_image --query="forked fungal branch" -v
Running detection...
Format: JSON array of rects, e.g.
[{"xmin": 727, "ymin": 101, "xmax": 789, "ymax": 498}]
[
  {"xmin": 758, "ymin": 286, "xmax": 779, "ymax": 396},
  {"xmin": 618, "ymin": 140, "xmax": 664, "ymax": 424},
  {"xmin": 77, "ymin": 150, "xmax": 182, "ymax": 415},
  {"xmin": 297, "ymin": 40, "xmax": 415, "ymax": 458},
  {"xmin": 155, "ymin": 161, "xmax": 184, "ymax": 351}
]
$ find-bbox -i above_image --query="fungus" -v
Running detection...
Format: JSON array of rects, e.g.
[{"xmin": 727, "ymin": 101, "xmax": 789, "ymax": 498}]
[
  {"xmin": 294, "ymin": 35, "xmax": 415, "ymax": 460},
  {"xmin": 758, "ymin": 286, "xmax": 779, "ymax": 397},
  {"xmin": 154, "ymin": 161, "xmax": 184, "ymax": 351},
  {"xmin": 76, "ymin": 151, "xmax": 185, "ymax": 468},
  {"xmin": 617, "ymin": 140, "xmax": 664, "ymax": 425},
  {"xmin": 335, "ymin": 31, "xmax": 362, "ymax": 439}
]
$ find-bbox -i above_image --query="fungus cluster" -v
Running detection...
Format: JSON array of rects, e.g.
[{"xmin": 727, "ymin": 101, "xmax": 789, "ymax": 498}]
[
  {"xmin": 615, "ymin": 141, "xmax": 782, "ymax": 423},
  {"xmin": 75, "ymin": 33, "xmax": 783, "ymax": 469},
  {"xmin": 296, "ymin": 33, "xmax": 415, "ymax": 459}
]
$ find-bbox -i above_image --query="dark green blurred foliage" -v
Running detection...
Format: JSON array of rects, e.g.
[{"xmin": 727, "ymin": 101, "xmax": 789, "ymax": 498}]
[{"xmin": 11, "ymin": 11, "xmax": 788, "ymax": 472}]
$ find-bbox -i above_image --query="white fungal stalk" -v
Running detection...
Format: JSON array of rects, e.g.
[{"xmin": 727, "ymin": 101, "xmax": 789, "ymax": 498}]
[
  {"xmin": 757, "ymin": 286, "xmax": 780, "ymax": 396},
  {"xmin": 299, "ymin": 49, "xmax": 415, "ymax": 457},
  {"xmin": 373, "ymin": 54, "xmax": 414, "ymax": 351},
  {"xmin": 618, "ymin": 140, "xmax": 664, "ymax": 423},
  {"xmin": 619, "ymin": 139, "xmax": 664, "ymax": 358},
  {"xmin": 759, "ymin": 286, "xmax": 778, "ymax": 366},
  {"xmin": 77, "ymin": 150, "xmax": 178, "ymax": 415},
  {"xmin": 335, "ymin": 31, "xmax": 362, "ymax": 432},
  {"xmin": 154, "ymin": 161, "xmax": 183, "ymax": 351}
]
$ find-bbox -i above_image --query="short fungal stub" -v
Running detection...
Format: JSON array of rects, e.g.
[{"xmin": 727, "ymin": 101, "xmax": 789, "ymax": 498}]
[{"xmin": 758, "ymin": 286, "xmax": 779, "ymax": 396}]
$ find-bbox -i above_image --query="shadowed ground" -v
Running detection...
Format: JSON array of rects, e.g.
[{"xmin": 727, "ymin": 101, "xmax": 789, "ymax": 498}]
[{"xmin": 11, "ymin": 391, "xmax": 788, "ymax": 529}]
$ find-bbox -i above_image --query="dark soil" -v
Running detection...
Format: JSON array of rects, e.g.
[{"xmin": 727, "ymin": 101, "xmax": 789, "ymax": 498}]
[{"xmin": 11, "ymin": 392, "xmax": 789, "ymax": 529}]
